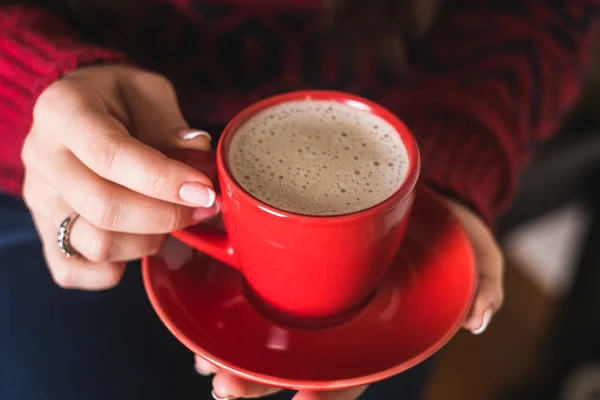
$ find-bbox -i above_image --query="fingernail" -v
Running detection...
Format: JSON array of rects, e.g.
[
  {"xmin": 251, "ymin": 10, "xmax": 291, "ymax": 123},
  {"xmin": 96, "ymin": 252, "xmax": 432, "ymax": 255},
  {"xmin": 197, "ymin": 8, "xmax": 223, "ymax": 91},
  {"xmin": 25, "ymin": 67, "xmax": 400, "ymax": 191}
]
[
  {"xmin": 180, "ymin": 183, "xmax": 216, "ymax": 207},
  {"xmin": 472, "ymin": 307, "xmax": 492, "ymax": 335},
  {"xmin": 211, "ymin": 390, "xmax": 235, "ymax": 400},
  {"xmin": 181, "ymin": 130, "xmax": 211, "ymax": 141}
]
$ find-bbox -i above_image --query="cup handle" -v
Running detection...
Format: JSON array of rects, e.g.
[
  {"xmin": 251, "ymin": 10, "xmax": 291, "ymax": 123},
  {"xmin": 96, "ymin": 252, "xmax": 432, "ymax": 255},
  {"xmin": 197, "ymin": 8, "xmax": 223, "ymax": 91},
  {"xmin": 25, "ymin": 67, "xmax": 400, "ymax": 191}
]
[{"xmin": 165, "ymin": 150, "xmax": 239, "ymax": 270}]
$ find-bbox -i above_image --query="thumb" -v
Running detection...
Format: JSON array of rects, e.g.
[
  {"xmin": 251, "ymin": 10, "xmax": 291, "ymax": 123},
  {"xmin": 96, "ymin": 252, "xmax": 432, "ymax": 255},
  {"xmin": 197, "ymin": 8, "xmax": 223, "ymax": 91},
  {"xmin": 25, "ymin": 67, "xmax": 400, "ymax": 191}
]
[
  {"xmin": 118, "ymin": 70, "xmax": 212, "ymax": 151},
  {"xmin": 444, "ymin": 198, "xmax": 504, "ymax": 335}
]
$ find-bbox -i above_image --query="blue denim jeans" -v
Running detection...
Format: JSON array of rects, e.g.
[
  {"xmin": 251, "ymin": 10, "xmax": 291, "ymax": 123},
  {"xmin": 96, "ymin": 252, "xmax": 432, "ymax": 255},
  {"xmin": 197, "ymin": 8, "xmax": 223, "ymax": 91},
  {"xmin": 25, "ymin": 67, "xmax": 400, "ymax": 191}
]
[{"xmin": 0, "ymin": 193, "xmax": 433, "ymax": 400}]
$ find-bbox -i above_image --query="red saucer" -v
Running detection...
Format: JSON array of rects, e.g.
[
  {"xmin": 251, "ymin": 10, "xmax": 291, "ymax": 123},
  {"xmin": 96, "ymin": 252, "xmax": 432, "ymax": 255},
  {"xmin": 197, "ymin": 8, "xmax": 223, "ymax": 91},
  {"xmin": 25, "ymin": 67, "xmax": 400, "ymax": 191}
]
[{"xmin": 142, "ymin": 185, "xmax": 476, "ymax": 390}]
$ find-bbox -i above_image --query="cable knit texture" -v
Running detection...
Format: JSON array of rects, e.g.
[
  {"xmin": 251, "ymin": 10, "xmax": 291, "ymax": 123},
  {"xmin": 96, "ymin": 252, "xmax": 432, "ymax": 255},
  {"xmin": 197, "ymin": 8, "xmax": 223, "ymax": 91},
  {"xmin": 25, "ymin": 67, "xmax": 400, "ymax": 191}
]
[
  {"xmin": 1, "ymin": 1, "xmax": 599, "ymax": 222},
  {"xmin": 0, "ymin": 6, "xmax": 126, "ymax": 196}
]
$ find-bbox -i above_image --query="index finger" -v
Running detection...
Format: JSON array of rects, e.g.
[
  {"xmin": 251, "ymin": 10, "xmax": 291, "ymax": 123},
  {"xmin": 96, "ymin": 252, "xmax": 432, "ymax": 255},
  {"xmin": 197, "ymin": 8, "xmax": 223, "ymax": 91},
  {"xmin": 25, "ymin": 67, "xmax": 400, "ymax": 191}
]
[{"xmin": 63, "ymin": 110, "xmax": 214, "ymax": 206}]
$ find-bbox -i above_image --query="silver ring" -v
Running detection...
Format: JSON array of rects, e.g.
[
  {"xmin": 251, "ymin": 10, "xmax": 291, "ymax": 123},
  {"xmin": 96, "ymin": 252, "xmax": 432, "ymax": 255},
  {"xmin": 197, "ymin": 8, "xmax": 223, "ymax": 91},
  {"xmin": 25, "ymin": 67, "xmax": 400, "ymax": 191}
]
[{"xmin": 57, "ymin": 213, "xmax": 79, "ymax": 258}]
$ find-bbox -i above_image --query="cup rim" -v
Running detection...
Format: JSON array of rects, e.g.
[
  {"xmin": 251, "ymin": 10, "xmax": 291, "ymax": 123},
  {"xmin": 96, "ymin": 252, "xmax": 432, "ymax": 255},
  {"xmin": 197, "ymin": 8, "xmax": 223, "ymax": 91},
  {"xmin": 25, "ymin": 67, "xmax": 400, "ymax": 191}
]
[{"xmin": 217, "ymin": 90, "xmax": 420, "ymax": 224}]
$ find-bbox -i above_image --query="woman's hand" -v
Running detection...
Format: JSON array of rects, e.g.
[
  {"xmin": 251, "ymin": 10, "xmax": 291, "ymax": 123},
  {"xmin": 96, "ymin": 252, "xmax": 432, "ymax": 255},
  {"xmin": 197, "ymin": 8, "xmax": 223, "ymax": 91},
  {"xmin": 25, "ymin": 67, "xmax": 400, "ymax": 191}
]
[
  {"xmin": 193, "ymin": 195, "xmax": 504, "ymax": 399},
  {"xmin": 22, "ymin": 65, "xmax": 218, "ymax": 290},
  {"xmin": 195, "ymin": 355, "xmax": 368, "ymax": 400},
  {"xmin": 447, "ymin": 199, "xmax": 505, "ymax": 335}
]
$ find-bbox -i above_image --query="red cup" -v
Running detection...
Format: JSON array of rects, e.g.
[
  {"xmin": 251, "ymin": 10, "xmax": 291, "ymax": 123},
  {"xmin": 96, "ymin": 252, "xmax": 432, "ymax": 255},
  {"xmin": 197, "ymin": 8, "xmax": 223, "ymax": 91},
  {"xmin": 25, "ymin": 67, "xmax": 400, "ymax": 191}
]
[{"xmin": 172, "ymin": 91, "xmax": 420, "ymax": 325}]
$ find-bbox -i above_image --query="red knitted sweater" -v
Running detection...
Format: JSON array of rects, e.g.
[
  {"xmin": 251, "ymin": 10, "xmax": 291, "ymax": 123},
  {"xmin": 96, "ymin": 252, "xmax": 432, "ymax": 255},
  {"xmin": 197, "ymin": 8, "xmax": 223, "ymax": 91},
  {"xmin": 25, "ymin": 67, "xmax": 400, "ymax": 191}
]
[{"xmin": 1, "ymin": 0, "xmax": 599, "ymax": 222}]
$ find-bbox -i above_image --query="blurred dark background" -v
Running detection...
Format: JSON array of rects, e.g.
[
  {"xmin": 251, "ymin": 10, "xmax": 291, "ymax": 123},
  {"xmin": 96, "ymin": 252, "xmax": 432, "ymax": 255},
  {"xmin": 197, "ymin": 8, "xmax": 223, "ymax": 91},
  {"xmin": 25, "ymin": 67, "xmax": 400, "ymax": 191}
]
[{"xmin": 421, "ymin": 35, "xmax": 600, "ymax": 400}]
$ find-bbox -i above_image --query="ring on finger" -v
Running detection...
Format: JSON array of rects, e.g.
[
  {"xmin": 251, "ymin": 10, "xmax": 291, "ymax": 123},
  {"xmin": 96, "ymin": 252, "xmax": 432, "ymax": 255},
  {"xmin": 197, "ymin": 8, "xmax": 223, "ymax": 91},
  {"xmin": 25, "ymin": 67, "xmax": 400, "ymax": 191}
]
[{"xmin": 57, "ymin": 212, "xmax": 80, "ymax": 258}]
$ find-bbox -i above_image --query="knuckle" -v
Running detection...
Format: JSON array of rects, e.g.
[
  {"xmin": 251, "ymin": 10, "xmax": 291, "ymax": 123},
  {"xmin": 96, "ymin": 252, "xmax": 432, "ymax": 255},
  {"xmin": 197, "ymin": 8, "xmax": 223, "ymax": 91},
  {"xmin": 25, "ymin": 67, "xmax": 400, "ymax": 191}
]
[
  {"xmin": 20, "ymin": 136, "xmax": 35, "ymax": 166},
  {"xmin": 21, "ymin": 178, "xmax": 49, "ymax": 217},
  {"xmin": 84, "ymin": 128, "xmax": 122, "ymax": 176},
  {"xmin": 21, "ymin": 178, "xmax": 34, "ymax": 210},
  {"xmin": 34, "ymin": 81, "xmax": 83, "ymax": 122},
  {"xmin": 85, "ymin": 189, "xmax": 119, "ymax": 229},
  {"xmin": 22, "ymin": 188, "xmax": 41, "ymax": 217},
  {"xmin": 133, "ymin": 70, "xmax": 173, "ymax": 90}
]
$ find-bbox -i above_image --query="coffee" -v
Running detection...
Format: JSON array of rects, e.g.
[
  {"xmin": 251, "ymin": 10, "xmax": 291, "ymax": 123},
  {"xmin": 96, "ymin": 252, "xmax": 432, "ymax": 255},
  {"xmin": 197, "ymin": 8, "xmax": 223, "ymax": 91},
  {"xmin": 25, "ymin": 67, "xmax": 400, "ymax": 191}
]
[{"xmin": 228, "ymin": 100, "xmax": 408, "ymax": 216}]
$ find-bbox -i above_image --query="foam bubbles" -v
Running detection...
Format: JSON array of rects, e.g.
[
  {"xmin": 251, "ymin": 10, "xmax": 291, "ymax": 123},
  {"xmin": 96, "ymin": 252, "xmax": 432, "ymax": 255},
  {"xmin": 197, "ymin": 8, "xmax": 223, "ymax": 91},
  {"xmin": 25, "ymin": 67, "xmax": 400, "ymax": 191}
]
[{"xmin": 228, "ymin": 100, "xmax": 409, "ymax": 216}]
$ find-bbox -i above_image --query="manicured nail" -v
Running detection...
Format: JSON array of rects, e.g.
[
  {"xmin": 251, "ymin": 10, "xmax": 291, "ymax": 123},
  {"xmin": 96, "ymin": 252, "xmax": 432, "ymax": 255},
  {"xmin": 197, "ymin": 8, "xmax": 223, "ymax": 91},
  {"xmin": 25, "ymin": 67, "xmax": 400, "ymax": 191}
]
[
  {"xmin": 211, "ymin": 390, "xmax": 235, "ymax": 400},
  {"xmin": 179, "ymin": 183, "xmax": 216, "ymax": 207},
  {"xmin": 181, "ymin": 130, "xmax": 211, "ymax": 141},
  {"xmin": 472, "ymin": 307, "xmax": 492, "ymax": 335}
]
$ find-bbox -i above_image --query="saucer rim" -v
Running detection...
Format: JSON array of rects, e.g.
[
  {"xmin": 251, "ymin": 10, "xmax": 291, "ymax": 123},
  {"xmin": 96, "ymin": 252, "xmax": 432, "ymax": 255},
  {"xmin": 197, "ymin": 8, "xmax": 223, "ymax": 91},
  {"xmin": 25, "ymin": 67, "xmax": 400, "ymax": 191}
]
[{"xmin": 141, "ymin": 185, "xmax": 477, "ymax": 390}]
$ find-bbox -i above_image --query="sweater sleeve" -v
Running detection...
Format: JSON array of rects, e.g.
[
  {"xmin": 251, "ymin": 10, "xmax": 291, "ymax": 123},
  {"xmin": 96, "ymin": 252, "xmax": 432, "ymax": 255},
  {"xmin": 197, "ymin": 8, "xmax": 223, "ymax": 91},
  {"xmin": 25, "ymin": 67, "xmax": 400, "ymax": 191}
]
[
  {"xmin": 0, "ymin": 6, "xmax": 126, "ymax": 197},
  {"xmin": 382, "ymin": 0, "xmax": 600, "ymax": 222}
]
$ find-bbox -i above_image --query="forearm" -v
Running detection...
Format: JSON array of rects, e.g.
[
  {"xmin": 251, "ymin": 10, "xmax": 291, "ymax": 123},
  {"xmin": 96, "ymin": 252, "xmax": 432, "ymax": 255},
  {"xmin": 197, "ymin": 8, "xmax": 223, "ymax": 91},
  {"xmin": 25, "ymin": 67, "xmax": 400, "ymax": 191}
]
[{"xmin": 0, "ymin": 5, "xmax": 126, "ymax": 196}]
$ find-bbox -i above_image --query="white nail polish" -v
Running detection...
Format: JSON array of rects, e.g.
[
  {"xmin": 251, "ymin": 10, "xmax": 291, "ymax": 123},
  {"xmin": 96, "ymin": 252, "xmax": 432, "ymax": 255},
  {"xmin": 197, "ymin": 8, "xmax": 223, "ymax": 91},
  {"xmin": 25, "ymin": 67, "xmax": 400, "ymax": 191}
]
[
  {"xmin": 179, "ymin": 183, "xmax": 216, "ymax": 208},
  {"xmin": 206, "ymin": 187, "xmax": 216, "ymax": 208},
  {"xmin": 472, "ymin": 307, "xmax": 492, "ymax": 335},
  {"xmin": 211, "ymin": 390, "xmax": 234, "ymax": 400},
  {"xmin": 182, "ymin": 130, "xmax": 211, "ymax": 141}
]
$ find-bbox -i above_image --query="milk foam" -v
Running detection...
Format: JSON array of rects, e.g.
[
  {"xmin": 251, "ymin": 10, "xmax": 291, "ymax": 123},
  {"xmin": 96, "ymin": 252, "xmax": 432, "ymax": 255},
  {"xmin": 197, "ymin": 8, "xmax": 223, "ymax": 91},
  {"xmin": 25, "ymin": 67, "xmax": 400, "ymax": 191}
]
[{"xmin": 228, "ymin": 100, "xmax": 409, "ymax": 216}]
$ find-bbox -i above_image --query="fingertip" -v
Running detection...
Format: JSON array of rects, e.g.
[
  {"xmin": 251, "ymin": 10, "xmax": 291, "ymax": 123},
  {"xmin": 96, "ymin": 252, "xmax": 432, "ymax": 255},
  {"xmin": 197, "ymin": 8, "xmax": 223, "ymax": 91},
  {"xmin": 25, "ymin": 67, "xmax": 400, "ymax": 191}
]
[
  {"xmin": 192, "ymin": 200, "xmax": 220, "ymax": 222},
  {"xmin": 210, "ymin": 390, "xmax": 233, "ymax": 400},
  {"xmin": 472, "ymin": 307, "xmax": 492, "ymax": 335},
  {"xmin": 211, "ymin": 391, "xmax": 235, "ymax": 400},
  {"xmin": 194, "ymin": 355, "xmax": 220, "ymax": 376},
  {"xmin": 464, "ymin": 306, "xmax": 493, "ymax": 335},
  {"xmin": 206, "ymin": 187, "xmax": 216, "ymax": 208},
  {"xmin": 213, "ymin": 372, "xmax": 280, "ymax": 399},
  {"xmin": 464, "ymin": 278, "xmax": 501, "ymax": 334},
  {"xmin": 212, "ymin": 373, "xmax": 235, "ymax": 399}
]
